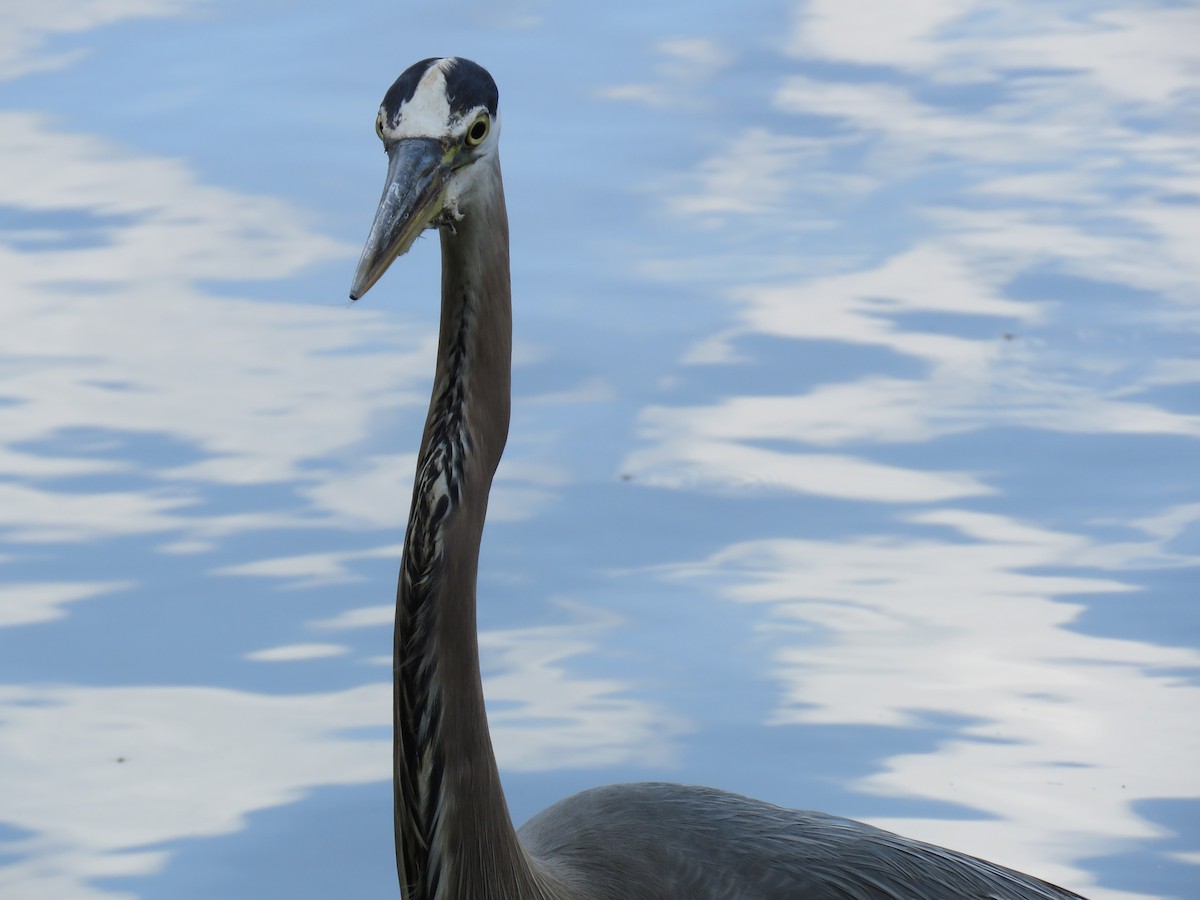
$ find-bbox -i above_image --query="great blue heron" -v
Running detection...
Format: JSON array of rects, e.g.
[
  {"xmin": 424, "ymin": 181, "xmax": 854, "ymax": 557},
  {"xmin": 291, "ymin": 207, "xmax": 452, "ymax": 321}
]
[{"xmin": 349, "ymin": 56, "xmax": 1091, "ymax": 900}]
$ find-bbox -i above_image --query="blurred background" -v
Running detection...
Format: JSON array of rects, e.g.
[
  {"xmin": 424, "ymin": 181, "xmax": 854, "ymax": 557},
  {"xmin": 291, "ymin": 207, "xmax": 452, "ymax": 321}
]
[{"xmin": 0, "ymin": 2, "xmax": 1197, "ymax": 898}]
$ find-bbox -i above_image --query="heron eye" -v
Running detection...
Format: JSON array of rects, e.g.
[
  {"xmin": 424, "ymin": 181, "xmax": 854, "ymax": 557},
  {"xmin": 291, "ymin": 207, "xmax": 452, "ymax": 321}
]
[
  {"xmin": 375, "ymin": 115, "xmax": 385, "ymax": 140},
  {"xmin": 465, "ymin": 115, "xmax": 490, "ymax": 147}
]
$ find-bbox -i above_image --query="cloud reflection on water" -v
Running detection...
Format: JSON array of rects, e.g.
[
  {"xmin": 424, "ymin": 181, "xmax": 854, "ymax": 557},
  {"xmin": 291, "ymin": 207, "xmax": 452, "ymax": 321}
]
[
  {"xmin": 655, "ymin": 510, "xmax": 1199, "ymax": 890},
  {"xmin": 0, "ymin": 599, "xmax": 671, "ymax": 900},
  {"xmin": 616, "ymin": 2, "xmax": 1199, "ymax": 897}
]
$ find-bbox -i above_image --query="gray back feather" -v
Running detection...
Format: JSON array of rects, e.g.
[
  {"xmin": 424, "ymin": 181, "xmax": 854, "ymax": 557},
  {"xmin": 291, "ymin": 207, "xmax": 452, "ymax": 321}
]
[{"xmin": 519, "ymin": 783, "xmax": 1087, "ymax": 900}]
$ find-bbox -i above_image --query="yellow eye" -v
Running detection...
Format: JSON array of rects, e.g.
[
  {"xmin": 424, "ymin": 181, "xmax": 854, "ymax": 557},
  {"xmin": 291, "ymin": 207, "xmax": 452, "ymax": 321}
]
[
  {"xmin": 375, "ymin": 114, "xmax": 385, "ymax": 140},
  {"xmin": 465, "ymin": 114, "xmax": 490, "ymax": 147}
]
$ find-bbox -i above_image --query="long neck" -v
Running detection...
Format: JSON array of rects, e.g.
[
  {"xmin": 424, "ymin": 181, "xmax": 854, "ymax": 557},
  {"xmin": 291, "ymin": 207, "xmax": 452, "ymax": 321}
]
[{"xmin": 392, "ymin": 156, "xmax": 549, "ymax": 900}]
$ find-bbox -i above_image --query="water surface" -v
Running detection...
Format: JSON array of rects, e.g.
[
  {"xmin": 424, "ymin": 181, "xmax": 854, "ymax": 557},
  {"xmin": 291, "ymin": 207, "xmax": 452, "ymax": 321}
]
[{"xmin": 0, "ymin": 2, "xmax": 1197, "ymax": 898}]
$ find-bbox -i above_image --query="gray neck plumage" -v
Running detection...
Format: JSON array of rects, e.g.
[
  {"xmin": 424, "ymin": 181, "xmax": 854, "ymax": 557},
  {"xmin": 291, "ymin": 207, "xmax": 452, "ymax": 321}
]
[{"xmin": 392, "ymin": 155, "xmax": 551, "ymax": 900}]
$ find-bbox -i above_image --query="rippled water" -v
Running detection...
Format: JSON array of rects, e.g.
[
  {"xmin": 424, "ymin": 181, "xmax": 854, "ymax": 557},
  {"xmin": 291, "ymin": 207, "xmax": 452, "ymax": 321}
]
[{"xmin": 1, "ymin": 2, "xmax": 1197, "ymax": 898}]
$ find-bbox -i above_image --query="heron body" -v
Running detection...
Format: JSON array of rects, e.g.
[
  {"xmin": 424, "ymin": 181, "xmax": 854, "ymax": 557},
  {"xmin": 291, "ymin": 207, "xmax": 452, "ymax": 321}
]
[{"xmin": 350, "ymin": 56, "xmax": 1090, "ymax": 900}]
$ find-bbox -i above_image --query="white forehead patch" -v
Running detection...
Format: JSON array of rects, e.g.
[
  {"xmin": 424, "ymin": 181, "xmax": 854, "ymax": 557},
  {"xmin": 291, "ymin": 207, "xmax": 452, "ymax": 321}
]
[{"xmin": 382, "ymin": 60, "xmax": 459, "ymax": 140}]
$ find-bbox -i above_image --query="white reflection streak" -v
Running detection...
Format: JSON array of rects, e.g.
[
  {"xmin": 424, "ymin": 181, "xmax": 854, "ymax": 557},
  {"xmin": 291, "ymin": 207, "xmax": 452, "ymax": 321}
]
[
  {"xmin": 622, "ymin": 440, "xmax": 990, "ymax": 503},
  {"xmin": 668, "ymin": 129, "xmax": 840, "ymax": 219},
  {"xmin": 598, "ymin": 36, "xmax": 732, "ymax": 109},
  {"xmin": 245, "ymin": 643, "xmax": 349, "ymax": 661},
  {"xmin": 214, "ymin": 543, "xmax": 404, "ymax": 588},
  {"xmin": 0, "ymin": 581, "xmax": 132, "ymax": 627},
  {"xmin": 483, "ymin": 616, "xmax": 682, "ymax": 771},
  {"xmin": 0, "ymin": 1, "xmax": 188, "ymax": 80}
]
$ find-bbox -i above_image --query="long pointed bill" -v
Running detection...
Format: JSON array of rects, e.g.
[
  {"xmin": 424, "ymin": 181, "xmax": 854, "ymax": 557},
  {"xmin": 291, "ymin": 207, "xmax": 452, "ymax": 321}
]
[{"xmin": 349, "ymin": 138, "xmax": 450, "ymax": 300}]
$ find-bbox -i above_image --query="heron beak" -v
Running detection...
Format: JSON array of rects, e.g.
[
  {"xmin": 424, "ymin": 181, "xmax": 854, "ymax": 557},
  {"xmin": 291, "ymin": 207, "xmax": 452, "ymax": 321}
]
[{"xmin": 349, "ymin": 138, "xmax": 450, "ymax": 300}]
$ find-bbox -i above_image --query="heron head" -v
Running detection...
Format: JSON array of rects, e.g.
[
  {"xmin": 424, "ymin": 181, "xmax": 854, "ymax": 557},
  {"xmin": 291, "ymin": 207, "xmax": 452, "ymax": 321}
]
[{"xmin": 349, "ymin": 57, "xmax": 500, "ymax": 300}]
